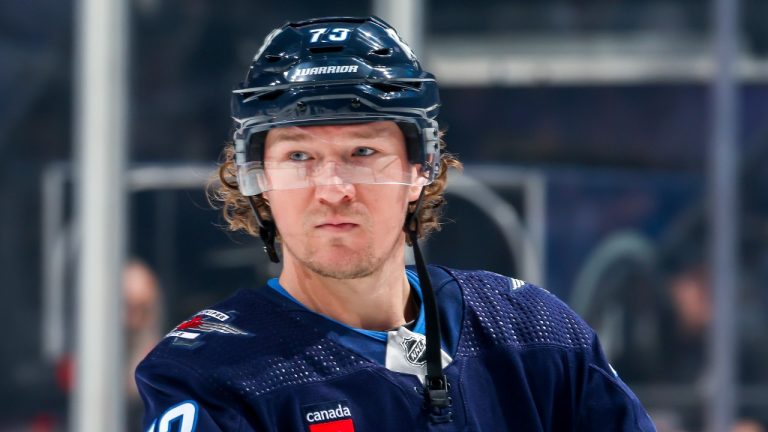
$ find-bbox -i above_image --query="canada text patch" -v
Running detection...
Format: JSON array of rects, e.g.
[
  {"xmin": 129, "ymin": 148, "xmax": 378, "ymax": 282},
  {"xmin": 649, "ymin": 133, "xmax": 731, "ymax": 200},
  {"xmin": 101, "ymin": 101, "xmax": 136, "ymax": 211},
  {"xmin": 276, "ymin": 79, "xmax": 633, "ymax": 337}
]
[{"xmin": 302, "ymin": 400, "xmax": 354, "ymax": 432}]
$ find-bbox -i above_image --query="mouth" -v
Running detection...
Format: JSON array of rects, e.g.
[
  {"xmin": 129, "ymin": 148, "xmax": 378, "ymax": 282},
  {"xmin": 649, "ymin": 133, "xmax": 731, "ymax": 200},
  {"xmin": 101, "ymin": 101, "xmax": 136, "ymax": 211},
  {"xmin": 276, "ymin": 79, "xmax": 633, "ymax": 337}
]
[{"xmin": 315, "ymin": 221, "xmax": 359, "ymax": 232}]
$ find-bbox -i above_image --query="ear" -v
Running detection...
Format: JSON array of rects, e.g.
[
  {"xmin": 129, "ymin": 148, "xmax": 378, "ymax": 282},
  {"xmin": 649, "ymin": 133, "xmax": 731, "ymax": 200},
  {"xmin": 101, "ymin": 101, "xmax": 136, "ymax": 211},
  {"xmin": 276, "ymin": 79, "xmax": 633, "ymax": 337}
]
[
  {"xmin": 260, "ymin": 191, "xmax": 271, "ymax": 205},
  {"xmin": 407, "ymin": 184, "xmax": 424, "ymax": 203}
]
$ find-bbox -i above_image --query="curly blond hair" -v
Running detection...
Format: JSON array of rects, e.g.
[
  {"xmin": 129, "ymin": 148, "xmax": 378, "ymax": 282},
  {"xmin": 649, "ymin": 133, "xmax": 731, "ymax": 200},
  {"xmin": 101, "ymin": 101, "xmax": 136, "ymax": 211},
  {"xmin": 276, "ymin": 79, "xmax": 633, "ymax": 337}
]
[{"xmin": 208, "ymin": 136, "xmax": 461, "ymax": 245}]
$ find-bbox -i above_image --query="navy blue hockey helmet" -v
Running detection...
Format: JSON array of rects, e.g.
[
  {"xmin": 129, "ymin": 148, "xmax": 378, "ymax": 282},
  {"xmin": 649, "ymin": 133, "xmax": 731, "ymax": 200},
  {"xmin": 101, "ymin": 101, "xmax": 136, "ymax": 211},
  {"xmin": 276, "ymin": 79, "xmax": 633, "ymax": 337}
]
[{"xmin": 231, "ymin": 16, "xmax": 441, "ymax": 196}]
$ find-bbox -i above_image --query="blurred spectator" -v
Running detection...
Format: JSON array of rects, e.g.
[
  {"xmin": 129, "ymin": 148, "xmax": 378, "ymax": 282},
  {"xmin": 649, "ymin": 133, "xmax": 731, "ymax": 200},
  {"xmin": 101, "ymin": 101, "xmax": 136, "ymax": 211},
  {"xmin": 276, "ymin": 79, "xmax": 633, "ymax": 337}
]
[
  {"xmin": 123, "ymin": 259, "xmax": 163, "ymax": 429},
  {"xmin": 733, "ymin": 420, "xmax": 767, "ymax": 432},
  {"xmin": 664, "ymin": 264, "xmax": 710, "ymax": 384},
  {"xmin": 654, "ymin": 262, "xmax": 768, "ymax": 431},
  {"xmin": 0, "ymin": 259, "xmax": 163, "ymax": 431}
]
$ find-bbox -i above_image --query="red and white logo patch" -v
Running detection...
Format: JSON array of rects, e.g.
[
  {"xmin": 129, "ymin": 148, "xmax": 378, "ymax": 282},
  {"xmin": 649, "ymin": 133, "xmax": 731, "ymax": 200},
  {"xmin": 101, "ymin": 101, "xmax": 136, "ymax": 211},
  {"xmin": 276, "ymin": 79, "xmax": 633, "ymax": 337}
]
[
  {"xmin": 302, "ymin": 400, "xmax": 355, "ymax": 432},
  {"xmin": 165, "ymin": 309, "xmax": 250, "ymax": 341}
]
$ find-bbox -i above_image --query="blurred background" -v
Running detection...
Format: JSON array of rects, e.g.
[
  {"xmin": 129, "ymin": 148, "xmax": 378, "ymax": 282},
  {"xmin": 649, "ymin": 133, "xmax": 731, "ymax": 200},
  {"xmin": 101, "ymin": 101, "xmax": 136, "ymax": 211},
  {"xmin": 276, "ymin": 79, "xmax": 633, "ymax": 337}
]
[{"xmin": 2, "ymin": 0, "xmax": 768, "ymax": 431}]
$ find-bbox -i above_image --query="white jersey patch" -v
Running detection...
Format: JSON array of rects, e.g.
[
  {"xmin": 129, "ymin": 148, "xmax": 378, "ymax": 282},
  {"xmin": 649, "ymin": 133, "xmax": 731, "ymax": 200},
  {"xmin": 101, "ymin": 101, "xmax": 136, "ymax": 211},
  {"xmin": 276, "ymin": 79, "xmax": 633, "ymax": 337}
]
[
  {"xmin": 166, "ymin": 330, "xmax": 200, "ymax": 340},
  {"xmin": 385, "ymin": 327, "xmax": 452, "ymax": 384},
  {"xmin": 509, "ymin": 277, "xmax": 526, "ymax": 290},
  {"xmin": 198, "ymin": 309, "xmax": 230, "ymax": 321}
]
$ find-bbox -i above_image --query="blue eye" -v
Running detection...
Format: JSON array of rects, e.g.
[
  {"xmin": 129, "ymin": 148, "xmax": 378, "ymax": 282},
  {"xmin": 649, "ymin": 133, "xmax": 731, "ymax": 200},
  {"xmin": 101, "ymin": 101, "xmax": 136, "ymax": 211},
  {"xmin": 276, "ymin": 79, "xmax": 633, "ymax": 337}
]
[
  {"xmin": 353, "ymin": 147, "xmax": 376, "ymax": 157},
  {"xmin": 289, "ymin": 151, "xmax": 310, "ymax": 161}
]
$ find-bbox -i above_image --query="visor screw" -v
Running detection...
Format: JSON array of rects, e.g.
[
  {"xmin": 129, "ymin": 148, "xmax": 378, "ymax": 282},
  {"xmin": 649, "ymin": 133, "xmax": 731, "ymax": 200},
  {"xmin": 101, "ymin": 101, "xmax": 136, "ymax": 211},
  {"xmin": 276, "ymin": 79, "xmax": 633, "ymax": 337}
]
[
  {"xmin": 296, "ymin": 101, "xmax": 307, "ymax": 112},
  {"xmin": 350, "ymin": 98, "xmax": 361, "ymax": 108}
]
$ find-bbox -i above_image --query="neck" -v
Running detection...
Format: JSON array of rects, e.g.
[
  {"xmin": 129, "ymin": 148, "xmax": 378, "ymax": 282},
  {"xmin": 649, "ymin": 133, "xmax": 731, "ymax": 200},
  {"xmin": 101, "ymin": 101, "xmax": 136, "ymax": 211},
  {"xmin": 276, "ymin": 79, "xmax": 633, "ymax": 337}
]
[{"xmin": 278, "ymin": 248, "xmax": 415, "ymax": 331}]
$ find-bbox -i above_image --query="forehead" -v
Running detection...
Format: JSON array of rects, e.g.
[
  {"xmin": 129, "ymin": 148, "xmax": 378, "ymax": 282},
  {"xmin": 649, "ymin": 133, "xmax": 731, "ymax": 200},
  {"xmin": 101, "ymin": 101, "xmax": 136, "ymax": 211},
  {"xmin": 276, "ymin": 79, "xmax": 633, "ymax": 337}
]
[{"xmin": 265, "ymin": 121, "xmax": 404, "ymax": 145}]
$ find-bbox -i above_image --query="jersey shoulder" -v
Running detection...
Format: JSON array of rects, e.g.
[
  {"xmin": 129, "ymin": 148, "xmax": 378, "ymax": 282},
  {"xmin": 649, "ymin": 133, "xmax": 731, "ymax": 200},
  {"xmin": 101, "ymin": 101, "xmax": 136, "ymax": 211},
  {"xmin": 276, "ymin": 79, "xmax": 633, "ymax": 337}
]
[
  {"xmin": 137, "ymin": 287, "xmax": 370, "ymax": 398},
  {"xmin": 437, "ymin": 267, "xmax": 595, "ymax": 353},
  {"xmin": 141, "ymin": 288, "xmax": 263, "ymax": 365}
]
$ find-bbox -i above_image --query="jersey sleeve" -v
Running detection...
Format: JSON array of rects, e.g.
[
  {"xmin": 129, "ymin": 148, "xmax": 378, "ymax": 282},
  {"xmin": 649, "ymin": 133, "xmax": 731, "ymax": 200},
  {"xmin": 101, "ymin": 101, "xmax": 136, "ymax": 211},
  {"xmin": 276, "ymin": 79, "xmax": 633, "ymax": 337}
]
[
  {"xmin": 576, "ymin": 333, "xmax": 657, "ymax": 431},
  {"xmin": 136, "ymin": 358, "xmax": 254, "ymax": 432}
]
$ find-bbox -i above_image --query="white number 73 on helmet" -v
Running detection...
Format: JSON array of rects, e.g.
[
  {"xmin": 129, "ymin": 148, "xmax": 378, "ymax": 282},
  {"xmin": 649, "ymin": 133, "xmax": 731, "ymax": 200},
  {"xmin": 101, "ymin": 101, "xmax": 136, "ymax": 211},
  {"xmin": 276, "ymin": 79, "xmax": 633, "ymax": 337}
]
[{"xmin": 308, "ymin": 27, "xmax": 351, "ymax": 43}]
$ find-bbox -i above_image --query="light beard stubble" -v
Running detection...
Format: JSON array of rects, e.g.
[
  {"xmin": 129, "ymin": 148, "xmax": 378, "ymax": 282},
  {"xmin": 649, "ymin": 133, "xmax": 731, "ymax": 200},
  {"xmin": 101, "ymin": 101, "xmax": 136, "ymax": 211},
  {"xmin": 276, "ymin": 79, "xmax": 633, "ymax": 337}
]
[{"xmin": 286, "ymin": 207, "xmax": 402, "ymax": 280}]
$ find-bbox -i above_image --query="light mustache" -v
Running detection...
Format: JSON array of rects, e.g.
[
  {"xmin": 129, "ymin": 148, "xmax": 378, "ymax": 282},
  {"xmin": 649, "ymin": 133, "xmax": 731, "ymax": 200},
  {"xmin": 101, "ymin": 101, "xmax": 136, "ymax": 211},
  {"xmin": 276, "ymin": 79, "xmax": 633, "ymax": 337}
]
[{"xmin": 307, "ymin": 208, "xmax": 368, "ymax": 226}]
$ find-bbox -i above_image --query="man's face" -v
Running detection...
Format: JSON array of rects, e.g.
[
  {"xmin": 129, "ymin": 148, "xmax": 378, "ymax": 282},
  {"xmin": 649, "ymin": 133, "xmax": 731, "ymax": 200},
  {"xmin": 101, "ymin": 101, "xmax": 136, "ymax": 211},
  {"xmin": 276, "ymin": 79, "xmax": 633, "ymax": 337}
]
[{"xmin": 263, "ymin": 121, "xmax": 422, "ymax": 279}]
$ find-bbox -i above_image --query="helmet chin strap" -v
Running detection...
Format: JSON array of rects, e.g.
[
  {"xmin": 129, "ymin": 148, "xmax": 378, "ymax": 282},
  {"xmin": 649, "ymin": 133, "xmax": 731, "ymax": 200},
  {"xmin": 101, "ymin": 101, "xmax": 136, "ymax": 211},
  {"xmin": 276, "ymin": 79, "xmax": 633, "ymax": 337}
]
[
  {"xmin": 247, "ymin": 196, "xmax": 280, "ymax": 263},
  {"xmin": 405, "ymin": 188, "xmax": 452, "ymax": 420}
]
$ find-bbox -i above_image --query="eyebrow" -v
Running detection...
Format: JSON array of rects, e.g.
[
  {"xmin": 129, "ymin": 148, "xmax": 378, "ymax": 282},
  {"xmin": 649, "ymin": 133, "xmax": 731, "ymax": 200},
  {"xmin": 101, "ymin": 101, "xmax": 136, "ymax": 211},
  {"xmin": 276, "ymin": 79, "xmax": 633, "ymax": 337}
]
[
  {"xmin": 268, "ymin": 124, "xmax": 394, "ymax": 144},
  {"xmin": 267, "ymin": 129, "xmax": 311, "ymax": 143}
]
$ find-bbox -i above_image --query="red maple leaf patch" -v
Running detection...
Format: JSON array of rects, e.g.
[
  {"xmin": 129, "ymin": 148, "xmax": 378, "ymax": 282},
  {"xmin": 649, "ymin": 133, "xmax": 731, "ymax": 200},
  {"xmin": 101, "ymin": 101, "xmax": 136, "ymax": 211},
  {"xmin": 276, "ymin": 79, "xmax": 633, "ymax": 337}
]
[
  {"xmin": 177, "ymin": 316, "xmax": 204, "ymax": 330},
  {"xmin": 309, "ymin": 419, "xmax": 354, "ymax": 432}
]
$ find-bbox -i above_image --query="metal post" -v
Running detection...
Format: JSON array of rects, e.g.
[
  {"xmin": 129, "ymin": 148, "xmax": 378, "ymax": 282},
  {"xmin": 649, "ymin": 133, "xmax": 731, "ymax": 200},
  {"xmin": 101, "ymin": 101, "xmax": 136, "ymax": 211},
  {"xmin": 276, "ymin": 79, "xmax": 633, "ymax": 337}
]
[
  {"xmin": 707, "ymin": 0, "xmax": 739, "ymax": 430},
  {"xmin": 373, "ymin": 0, "xmax": 426, "ymax": 59},
  {"xmin": 71, "ymin": 0, "xmax": 128, "ymax": 428}
]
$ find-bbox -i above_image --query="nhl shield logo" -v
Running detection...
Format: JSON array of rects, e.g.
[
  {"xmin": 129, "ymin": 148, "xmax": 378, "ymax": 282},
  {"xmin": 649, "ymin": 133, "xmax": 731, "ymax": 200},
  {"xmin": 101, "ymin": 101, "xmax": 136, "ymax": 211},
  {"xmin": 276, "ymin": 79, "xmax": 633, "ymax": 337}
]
[
  {"xmin": 385, "ymin": 327, "xmax": 453, "ymax": 382},
  {"xmin": 401, "ymin": 336, "xmax": 427, "ymax": 366}
]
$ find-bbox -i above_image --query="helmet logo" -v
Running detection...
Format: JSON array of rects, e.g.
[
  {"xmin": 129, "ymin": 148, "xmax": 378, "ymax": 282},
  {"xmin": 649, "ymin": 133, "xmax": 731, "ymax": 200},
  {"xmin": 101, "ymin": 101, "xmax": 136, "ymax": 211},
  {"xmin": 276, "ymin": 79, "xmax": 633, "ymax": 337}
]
[{"xmin": 295, "ymin": 65, "xmax": 359, "ymax": 77}]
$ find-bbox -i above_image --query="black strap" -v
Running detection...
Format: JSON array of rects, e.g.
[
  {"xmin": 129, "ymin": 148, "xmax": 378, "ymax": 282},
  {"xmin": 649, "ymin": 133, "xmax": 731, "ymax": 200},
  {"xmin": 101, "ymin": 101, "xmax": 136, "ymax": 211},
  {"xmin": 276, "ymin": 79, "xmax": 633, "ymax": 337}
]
[
  {"xmin": 247, "ymin": 197, "xmax": 280, "ymax": 263},
  {"xmin": 405, "ymin": 190, "xmax": 451, "ymax": 413}
]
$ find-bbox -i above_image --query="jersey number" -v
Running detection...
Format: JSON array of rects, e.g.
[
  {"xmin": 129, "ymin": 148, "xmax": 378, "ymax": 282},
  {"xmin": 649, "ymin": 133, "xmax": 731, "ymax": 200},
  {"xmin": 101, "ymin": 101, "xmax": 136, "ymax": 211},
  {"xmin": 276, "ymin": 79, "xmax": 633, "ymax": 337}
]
[
  {"xmin": 309, "ymin": 28, "xmax": 351, "ymax": 43},
  {"xmin": 149, "ymin": 401, "xmax": 198, "ymax": 432}
]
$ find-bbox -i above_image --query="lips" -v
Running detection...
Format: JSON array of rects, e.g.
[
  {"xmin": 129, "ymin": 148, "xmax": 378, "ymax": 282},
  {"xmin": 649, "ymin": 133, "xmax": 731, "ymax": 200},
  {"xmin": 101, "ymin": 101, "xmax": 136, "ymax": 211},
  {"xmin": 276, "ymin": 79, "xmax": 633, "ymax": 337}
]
[{"xmin": 315, "ymin": 221, "xmax": 359, "ymax": 231}]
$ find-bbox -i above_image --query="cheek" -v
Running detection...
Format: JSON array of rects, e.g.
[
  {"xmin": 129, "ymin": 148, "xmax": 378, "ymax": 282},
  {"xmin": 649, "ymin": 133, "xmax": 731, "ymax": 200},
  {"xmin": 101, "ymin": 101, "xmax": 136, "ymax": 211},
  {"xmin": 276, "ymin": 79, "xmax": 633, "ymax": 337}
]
[
  {"xmin": 362, "ymin": 186, "xmax": 411, "ymax": 229},
  {"xmin": 264, "ymin": 191, "xmax": 307, "ymax": 234}
]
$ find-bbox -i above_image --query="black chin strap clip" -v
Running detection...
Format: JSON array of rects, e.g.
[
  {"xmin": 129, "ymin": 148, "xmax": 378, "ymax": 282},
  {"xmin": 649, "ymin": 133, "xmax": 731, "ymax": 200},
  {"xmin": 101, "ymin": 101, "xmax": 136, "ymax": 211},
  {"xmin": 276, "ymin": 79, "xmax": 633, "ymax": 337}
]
[
  {"xmin": 247, "ymin": 197, "xmax": 280, "ymax": 263},
  {"xmin": 405, "ymin": 190, "xmax": 453, "ymax": 422},
  {"xmin": 425, "ymin": 375, "xmax": 451, "ymax": 408}
]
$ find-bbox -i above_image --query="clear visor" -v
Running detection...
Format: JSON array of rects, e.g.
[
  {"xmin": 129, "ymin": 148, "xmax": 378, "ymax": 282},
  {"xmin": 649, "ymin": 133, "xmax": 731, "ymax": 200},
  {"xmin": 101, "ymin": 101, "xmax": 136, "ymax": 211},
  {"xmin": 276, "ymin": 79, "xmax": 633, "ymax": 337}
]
[
  {"xmin": 238, "ymin": 157, "xmax": 429, "ymax": 195},
  {"xmin": 235, "ymin": 124, "xmax": 433, "ymax": 196}
]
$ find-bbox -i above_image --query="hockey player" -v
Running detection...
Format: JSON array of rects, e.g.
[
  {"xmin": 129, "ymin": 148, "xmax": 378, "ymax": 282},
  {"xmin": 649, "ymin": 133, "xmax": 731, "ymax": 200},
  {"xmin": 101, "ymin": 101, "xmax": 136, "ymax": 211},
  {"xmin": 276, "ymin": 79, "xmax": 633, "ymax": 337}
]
[{"xmin": 136, "ymin": 16, "xmax": 656, "ymax": 431}]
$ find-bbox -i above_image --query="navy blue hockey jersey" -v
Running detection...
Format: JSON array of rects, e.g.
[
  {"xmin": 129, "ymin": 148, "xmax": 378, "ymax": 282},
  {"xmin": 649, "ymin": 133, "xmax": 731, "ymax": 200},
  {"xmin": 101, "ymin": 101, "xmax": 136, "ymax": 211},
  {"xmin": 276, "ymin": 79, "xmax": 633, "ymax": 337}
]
[{"xmin": 136, "ymin": 266, "xmax": 656, "ymax": 431}]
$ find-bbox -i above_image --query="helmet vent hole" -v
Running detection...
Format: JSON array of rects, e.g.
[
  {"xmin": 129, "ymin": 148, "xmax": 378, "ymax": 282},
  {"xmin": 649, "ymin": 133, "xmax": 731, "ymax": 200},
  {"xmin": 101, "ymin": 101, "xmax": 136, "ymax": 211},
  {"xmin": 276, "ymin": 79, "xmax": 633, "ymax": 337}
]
[
  {"xmin": 254, "ymin": 90, "xmax": 286, "ymax": 101},
  {"xmin": 309, "ymin": 46, "xmax": 344, "ymax": 54},
  {"xmin": 369, "ymin": 82, "xmax": 422, "ymax": 94},
  {"xmin": 370, "ymin": 83, "xmax": 401, "ymax": 93},
  {"xmin": 265, "ymin": 54, "xmax": 284, "ymax": 63},
  {"xmin": 370, "ymin": 47, "xmax": 393, "ymax": 56}
]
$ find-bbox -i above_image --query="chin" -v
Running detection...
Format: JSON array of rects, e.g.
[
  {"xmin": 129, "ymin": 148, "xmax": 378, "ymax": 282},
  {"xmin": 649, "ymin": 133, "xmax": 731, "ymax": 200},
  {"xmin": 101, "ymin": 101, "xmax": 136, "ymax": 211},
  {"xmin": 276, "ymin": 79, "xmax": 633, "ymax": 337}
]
[
  {"xmin": 306, "ymin": 247, "xmax": 378, "ymax": 280},
  {"xmin": 314, "ymin": 265, "xmax": 374, "ymax": 280}
]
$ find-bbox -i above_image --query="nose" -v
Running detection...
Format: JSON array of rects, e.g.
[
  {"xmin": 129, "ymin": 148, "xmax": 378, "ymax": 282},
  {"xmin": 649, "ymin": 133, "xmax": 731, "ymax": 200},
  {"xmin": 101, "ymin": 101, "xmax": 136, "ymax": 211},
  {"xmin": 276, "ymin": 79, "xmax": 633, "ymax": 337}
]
[
  {"xmin": 314, "ymin": 181, "xmax": 356, "ymax": 204},
  {"xmin": 311, "ymin": 162, "xmax": 356, "ymax": 204}
]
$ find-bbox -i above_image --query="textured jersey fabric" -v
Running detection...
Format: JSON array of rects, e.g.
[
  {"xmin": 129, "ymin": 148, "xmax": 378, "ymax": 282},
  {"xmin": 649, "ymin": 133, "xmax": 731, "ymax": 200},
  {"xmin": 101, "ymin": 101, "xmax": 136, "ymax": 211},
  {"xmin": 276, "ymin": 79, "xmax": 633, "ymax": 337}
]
[{"xmin": 136, "ymin": 266, "xmax": 656, "ymax": 431}]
